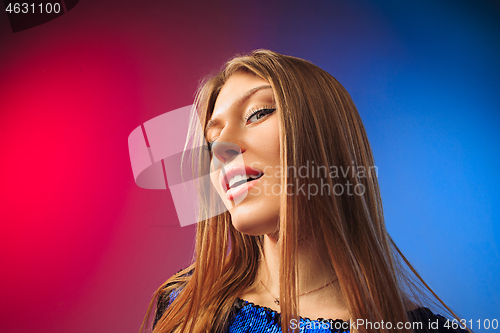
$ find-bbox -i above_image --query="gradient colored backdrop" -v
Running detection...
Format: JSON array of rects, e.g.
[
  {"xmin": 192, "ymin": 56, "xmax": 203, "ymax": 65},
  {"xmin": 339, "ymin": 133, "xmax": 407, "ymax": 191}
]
[{"xmin": 0, "ymin": 1, "xmax": 498, "ymax": 332}]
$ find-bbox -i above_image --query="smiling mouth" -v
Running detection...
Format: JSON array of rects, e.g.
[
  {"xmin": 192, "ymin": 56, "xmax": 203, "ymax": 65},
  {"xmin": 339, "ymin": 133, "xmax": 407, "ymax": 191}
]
[
  {"xmin": 219, "ymin": 164, "xmax": 264, "ymax": 193},
  {"xmin": 223, "ymin": 172, "xmax": 264, "ymax": 202},
  {"xmin": 220, "ymin": 165, "xmax": 264, "ymax": 199},
  {"xmin": 228, "ymin": 174, "xmax": 263, "ymax": 189}
]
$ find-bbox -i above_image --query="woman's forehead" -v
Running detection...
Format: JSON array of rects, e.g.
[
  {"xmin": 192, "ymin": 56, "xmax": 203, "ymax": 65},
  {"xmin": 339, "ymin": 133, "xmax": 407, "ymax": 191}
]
[
  {"xmin": 209, "ymin": 73, "xmax": 273, "ymax": 119},
  {"xmin": 215, "ymin": 73, "xmax": 270, "ymax": 105}
]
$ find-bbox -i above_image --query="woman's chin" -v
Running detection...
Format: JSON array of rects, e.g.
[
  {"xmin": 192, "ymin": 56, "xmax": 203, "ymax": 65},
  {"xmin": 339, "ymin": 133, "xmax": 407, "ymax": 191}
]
[{"xmin": 230, "ymin": 214, "xmax": 279, "ymax": 236}]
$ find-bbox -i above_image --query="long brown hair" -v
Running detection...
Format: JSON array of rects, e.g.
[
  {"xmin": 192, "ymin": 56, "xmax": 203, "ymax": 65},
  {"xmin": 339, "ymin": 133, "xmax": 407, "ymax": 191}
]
[{"xmin": 141, "ymin": 49, "xmax": 461, "ymax": 333}]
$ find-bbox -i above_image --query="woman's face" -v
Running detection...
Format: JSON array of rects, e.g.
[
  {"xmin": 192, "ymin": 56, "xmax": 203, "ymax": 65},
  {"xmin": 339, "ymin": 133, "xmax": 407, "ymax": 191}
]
[{"xmin": 206, "ymin": 71, "xmax": 281, "ymax": 236}]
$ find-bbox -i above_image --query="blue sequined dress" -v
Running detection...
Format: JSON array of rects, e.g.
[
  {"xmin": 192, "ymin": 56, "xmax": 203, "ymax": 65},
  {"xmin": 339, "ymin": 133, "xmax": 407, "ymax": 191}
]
[{"xmin": 228, "ymin": 298, "xmax": 349, "ymax": 332}]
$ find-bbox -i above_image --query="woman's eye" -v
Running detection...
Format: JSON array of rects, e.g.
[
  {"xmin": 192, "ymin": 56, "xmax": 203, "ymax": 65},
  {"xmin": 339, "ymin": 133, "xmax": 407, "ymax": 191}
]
[
  {"xmin": 246, "ymin": 108, "xmax": 276, "ymax": 124},
  {"xmin": 206, "ymin": 137, "xmax": 218, "ymax": 152}
]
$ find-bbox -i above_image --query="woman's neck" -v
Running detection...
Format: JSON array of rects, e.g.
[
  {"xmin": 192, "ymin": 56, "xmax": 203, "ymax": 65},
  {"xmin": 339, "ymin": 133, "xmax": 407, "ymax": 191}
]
[
  {"xmin": 243, "ymin": 234, "xmax": 350, "ymax": 321},
  {"xmin": 259, "ymin": 234, "xmax": 336, "ymax": 298}
]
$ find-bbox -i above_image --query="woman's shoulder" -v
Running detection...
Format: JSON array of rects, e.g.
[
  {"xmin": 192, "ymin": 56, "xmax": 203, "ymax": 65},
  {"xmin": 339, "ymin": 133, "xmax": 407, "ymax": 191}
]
[
  {"xmin": 407, "ymin": 307, "xmax": 469, "ymax": 333},
  {"xmin": 154, "ymin": 267, "xmax": 194, "ymax": 328}
]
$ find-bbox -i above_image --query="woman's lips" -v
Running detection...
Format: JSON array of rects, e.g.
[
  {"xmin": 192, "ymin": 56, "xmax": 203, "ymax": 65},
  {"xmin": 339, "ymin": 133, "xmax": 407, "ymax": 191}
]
[
  {"xmin": 219, "ymin": 164, "xmax": 263, "ymax": 201},
  {"xmin": 225, "ymin": 176, "xmax": 262, "ymax": 201}
]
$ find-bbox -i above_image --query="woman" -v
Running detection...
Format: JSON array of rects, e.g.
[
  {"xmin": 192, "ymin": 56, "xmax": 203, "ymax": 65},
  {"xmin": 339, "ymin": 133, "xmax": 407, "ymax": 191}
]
[{"xmin": 141, "ymin": 50, "xmax": 467, "ymax": 332}]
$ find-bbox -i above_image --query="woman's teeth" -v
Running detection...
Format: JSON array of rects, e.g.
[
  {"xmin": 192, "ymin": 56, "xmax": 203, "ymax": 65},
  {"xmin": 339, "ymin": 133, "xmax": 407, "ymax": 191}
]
[{"xmin": 228, "ymin": 174, "xmax": 260, "ymax": 188}]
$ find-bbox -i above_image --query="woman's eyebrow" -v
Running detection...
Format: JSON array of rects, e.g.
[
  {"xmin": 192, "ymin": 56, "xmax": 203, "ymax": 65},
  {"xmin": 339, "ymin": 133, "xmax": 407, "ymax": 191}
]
[{"xmin": 205, "ymin": 85, "xmax": 272, "ymax": 134}]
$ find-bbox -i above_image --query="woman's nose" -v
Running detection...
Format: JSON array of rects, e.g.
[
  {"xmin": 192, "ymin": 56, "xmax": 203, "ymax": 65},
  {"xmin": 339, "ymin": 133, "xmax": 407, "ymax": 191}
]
[{"xmin": 211, "ymin": 141, "xmax": 242, "ymax": 166}]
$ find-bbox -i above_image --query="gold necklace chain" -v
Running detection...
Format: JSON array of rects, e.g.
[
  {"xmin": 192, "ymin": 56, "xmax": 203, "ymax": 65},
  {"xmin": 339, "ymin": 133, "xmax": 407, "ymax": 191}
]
[{"xmin": 260, "ymin": 278, "xmax": 338, "ymax": 306}]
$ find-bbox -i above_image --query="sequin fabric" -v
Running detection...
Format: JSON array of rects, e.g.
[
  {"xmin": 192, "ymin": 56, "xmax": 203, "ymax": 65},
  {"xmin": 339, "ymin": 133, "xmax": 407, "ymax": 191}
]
[{"xmin": 228, "ymin": 298, "xmax": 349, "ymax": 333}]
